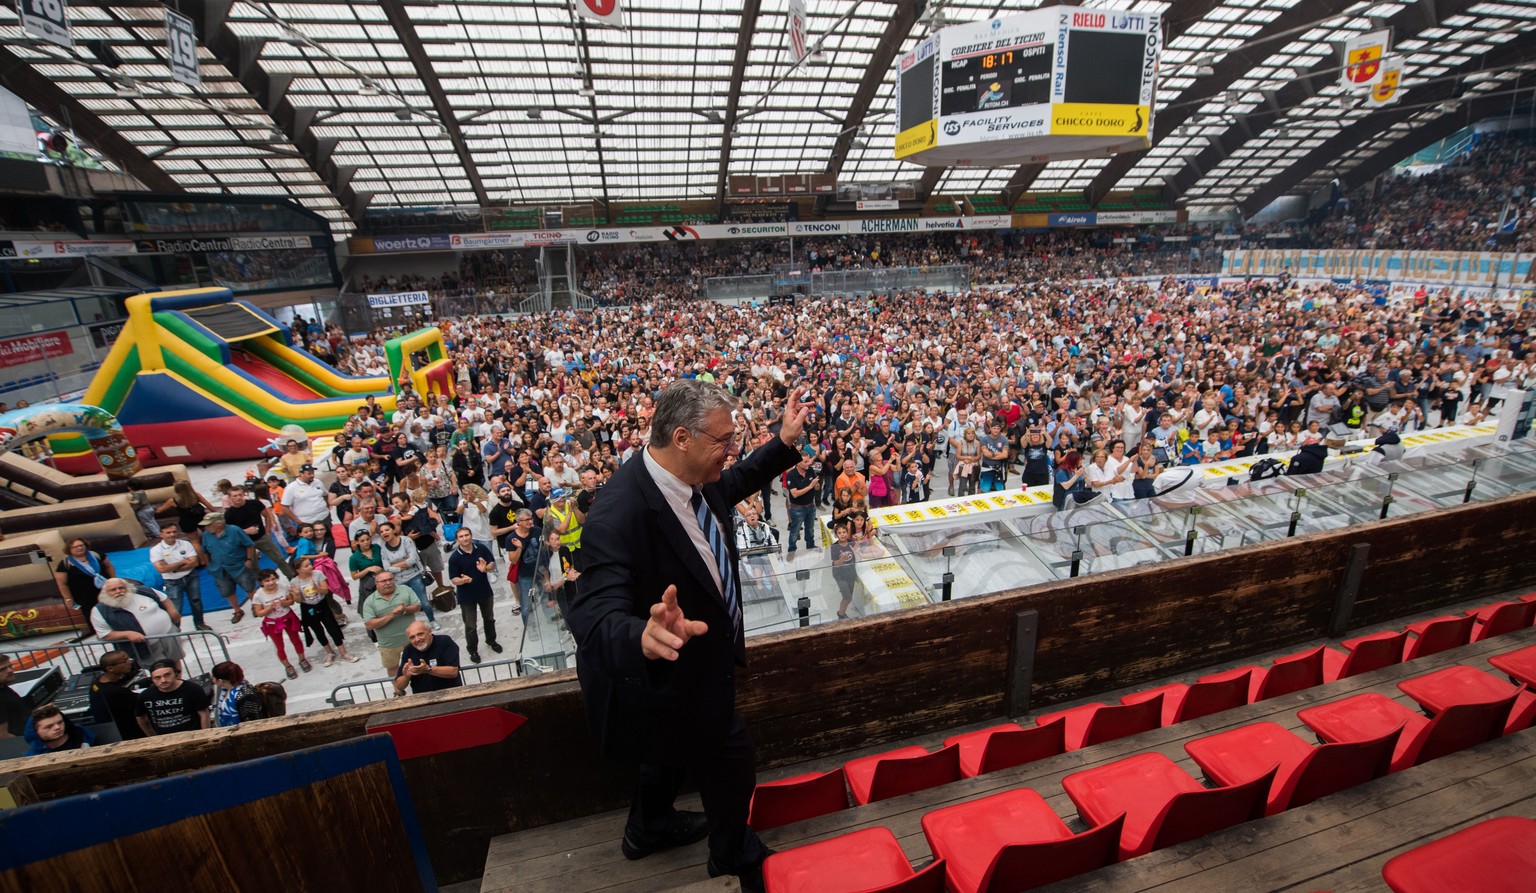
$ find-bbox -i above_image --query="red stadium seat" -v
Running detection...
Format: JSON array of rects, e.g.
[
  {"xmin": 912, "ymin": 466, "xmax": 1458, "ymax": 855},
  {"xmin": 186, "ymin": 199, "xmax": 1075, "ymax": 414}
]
[
  {"xmin": 844, "ymin": 744, "xmax": 962, "ymax": 806},
  {"xmin": 1468, "ymin": 601, "xmax": 1536, "ymax": 641},
  {"xmin": 944, "ymin": 716, "xmax": 1067, "ymax": 778},
  {"xmin": 1120, "ymin": 670, "xmax": 1252, "ymax": 726},
  {"xmin": 1034, "ymin": 693, "xmax": 1164, "ymax": 751},
  {"xmin": 1298, "ymin": 691, "xmax": 1516, "ymax": 773},
  {"xmin": 1062, "ymin": 752, "xmax": 1275, "ymax": 860},
  {"xmin": 921, "ymin": 789, "xmax": 1123, "ymax": 893},
  {"xmin": 1489, "ymin": 642, "xmax": 1536, "ymax": 687},
  {"xmin": 1403, "ymin": 615, "xmax": 1476, "ymax": 661},
  {"xmin": 1504, "ymin": 687, "xmax": 1536, "ymax": 735},
  {"xmin": 748, "ymin": 767, "xmax": 850, "ymax": 831},
  {"xmin": 1382, "ymin": 816, "xmax": 1536, "ymax": 893},
  {"xmin": 1323, "ymin": 630, "xmax": 1408, "ymax": 682},
  {"xmin": 1202, "ymin": 646, "xmax": 1325, "ymax": 703},
  {"xmin": 763, "ymin": 827, "xmax": 946, "ymax": 893},
  {"xmin": 1184, "ymin": 720, "xmax": 1402, "ymax": 816}
]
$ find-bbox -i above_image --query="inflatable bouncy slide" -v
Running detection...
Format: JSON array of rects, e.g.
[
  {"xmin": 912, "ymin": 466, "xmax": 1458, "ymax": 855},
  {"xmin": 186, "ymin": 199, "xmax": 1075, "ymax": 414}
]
[
  {"xmin": 81, "ymin": 287, "xmax": 454, "ymax": 465},
  {"xmin": 0, "ymin": 404, "xmax": 192, "ymax": 637}
]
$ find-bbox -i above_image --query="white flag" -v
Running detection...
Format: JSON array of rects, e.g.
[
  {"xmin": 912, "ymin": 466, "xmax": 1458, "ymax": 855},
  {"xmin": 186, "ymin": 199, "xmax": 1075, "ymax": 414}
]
[
  {"xmin": 574, "ymin": 0, "xmax": 625, "ymax": 28},
  {"xmin": 1341, "ymin": 29, "xmax": 1389, "ymax": 92},
  {"xmin": 788, "ymin": 0, "xmax": 809, "ymax": 63}
]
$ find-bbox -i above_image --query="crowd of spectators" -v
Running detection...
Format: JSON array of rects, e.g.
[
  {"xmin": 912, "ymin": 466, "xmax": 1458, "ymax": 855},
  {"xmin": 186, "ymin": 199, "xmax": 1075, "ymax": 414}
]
[{"xmin": 1306, "ymin": 133, "xmax": 1536, "ymax": 253}]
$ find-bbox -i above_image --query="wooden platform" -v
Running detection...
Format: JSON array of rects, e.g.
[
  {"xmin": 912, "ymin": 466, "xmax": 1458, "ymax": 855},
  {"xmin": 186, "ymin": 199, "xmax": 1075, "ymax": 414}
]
[{"xmin": 481, "ymin": 625, "xmax": 1536, "ymax": 893}]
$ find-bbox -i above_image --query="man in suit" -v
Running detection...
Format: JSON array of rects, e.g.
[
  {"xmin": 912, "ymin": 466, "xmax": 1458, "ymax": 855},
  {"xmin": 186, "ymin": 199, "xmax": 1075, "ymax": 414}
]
[{"xmin": 569, "ymin": 378, "xmax": 807, "ymax": 892}]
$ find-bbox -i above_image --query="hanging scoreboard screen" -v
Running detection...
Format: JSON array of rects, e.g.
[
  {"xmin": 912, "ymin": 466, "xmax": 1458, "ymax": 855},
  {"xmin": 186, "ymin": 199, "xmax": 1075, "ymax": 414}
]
[
  {"xmin": 939, "ymin": 42, "xmax": 1052, "ymax": 117},
  {"xmin": 894, "ymin": 7, "xmax": 1160, "ymax": 167}
]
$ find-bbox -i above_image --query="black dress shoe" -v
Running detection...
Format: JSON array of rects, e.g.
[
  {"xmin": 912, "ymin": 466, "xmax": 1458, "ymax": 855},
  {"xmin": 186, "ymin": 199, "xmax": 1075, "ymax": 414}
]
[
  {"xmin": 487, "ymin": 641, "xmax": 504, "ymax": 654},
  {"xmin": 708, "ymin": 856, "xmax": 768, "ymax": 893},
  {"xmin": 621, "ymin": 810, "xmax": 710, "ymax": 860},
  {"xmin": 469, "ymin": 651, "xmax": 482, "ymax": 664}
]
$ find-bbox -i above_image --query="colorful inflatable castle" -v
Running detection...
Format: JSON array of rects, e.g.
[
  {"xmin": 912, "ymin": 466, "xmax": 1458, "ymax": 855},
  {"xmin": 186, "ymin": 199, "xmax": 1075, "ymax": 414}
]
[{"xmin": 79, "ymin": 287, "xmax": 454, "ymax": 465}]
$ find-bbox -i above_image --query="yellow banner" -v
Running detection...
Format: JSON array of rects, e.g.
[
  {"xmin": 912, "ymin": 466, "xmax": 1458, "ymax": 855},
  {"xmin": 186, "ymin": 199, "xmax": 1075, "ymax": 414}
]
[
  {"xmin": 894, "ymin": 119, "xmax": 937, "ymax": 159},
  {"xmin": 1049, "ymin": 103, "xmax": 1150, "ymax": 137}
]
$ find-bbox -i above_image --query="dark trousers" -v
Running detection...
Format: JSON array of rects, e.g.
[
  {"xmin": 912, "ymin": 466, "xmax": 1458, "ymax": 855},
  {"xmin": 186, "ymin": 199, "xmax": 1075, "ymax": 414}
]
[
  {"xmin": 627, "ymin": 712, "xmax": 767, "ymax": 872},
  {"xmin": 459, "ymin": 597, "xmax": 497, "ymax": 653}
]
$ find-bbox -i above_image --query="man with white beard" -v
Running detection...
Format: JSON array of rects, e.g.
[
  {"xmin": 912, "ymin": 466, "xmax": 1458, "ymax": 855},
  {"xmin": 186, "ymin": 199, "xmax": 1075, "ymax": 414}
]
[{"xmin": 90, "ymin": 578, "xmax": 186, "ymax": 671}]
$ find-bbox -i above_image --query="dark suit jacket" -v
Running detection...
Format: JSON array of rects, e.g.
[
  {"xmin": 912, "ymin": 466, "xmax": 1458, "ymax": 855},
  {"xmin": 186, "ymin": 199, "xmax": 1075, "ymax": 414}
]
[{"xmin": 569, "ymin": 437, "xmax": 800, "ymax": 765}]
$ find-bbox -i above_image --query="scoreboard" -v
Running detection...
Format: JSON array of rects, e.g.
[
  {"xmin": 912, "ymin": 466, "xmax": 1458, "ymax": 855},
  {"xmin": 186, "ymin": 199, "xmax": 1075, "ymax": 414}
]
[
  {"xmin": 895, "ymin": 7, "xmax": 1161, "ymax": 167},
  {"xmin": 939, "ymin": 43, "xmax": 1051, "ymax": 117}
]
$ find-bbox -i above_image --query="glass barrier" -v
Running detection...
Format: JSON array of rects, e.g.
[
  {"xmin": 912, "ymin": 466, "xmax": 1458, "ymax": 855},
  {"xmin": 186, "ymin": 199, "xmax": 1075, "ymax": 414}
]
[{"xmin": 519, "ymin": 437, "xmax": 1536, "ymax": 673}]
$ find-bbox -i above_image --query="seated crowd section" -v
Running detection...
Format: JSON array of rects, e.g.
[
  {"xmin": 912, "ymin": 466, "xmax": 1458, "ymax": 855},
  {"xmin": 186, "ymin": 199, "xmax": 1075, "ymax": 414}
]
[
  {"xmin": 751, "ymin": 591, "xmax": 1536, "ymax": 893},
  {"xmin": 347, "ymin": 134, "xmax": 1536, "ymax": 307}
]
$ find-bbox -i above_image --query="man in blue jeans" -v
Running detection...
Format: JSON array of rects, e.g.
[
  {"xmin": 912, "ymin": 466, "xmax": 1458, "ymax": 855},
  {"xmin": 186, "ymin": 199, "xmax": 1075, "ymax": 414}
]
[
  {"xmin": 783, "ymin": 452, "xmax": 819, "ymax": 553},
  {"xmin": 150, "ymin": 523, "xmax": 210, "ymax": 631},
  {"xmin": 198, "ymin": 513, "xmax": 257, "ymax": 622}
]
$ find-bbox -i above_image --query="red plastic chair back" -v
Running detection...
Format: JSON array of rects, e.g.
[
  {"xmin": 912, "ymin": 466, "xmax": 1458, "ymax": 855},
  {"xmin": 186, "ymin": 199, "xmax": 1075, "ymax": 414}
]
[
  {"xmin": 1336, "ymin": 631, "xmax": 1408, "ymax": 680},
  {"xmin": 1405, "ymin": 615, "xmax": 1475, "ymax": 661},
  {"xmin": 1399, "ymin": 692, "xmax": 1518, "ymax": 770},
  {"xmin": 1275, "ymin": 723, "xmax": 1403, "ymax": 814},
  {"xmin": 1147, "ymin": 765, "xmax": 1276, "ymax": 854},
  {"xmin": 867, "ymin": 744, "xmax": 963, "ymax": 804},
  {"xmin": 1081, "ymin": 694, "xmax": 1164, "ymax": 748},
  {"xmin": 764, "ymin": 828, "xmax": 932, "ymax": 893},
  {"xmin": 749, "ymin": 768, "xmax": 850, "ymax": 831},
  {"xmin": 977, "ymin": 814, "xmax": 1125, "ymax": 893},
  {"xmin": 978, "ymin": 716, "xmax": 1068, "ymax": 775},
  {"xmin": 1506, "ymin": 687, "xmax": 1536, "ymax": 735},
  {"xmin": 869, "ymin": 860, "xmax": 947, "ymax": 893},
  {"xmin": 1173, "ymin": 672, "xmax": 1252, "ymax": 724},
  {"xmin": 1257, "ymin": 646, "xmax": 1325, "ymax": 700},
  {"xmin": 1474, "ymin": 602, "xmax": 1536, "ymax": 642}
]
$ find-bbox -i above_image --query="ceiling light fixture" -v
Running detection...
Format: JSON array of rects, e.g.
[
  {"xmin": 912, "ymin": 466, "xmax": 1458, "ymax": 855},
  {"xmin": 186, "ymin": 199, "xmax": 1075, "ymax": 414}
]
[
  {"xmin": 527, "ymin": 109, "xmax": 543, "ymax": 119},
  {"xmin": 579, "ymin": 84, "xmax": 596, "ymax": 98},
  {"xmin": 702, "ymin": 109, "xmax": 723, "ymax": 123},
  {"xmin": 359, "ymin": 79, "xmax": 381, "ymax": 96},
  {"xmin": 394, "ymin": 107, "xmax": 413, "ymax": 121}
]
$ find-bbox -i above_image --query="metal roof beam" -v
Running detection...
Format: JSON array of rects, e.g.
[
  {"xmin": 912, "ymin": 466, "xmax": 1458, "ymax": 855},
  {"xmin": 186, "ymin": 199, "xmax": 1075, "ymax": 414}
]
[
  {"xmin": 0, "ymin": 45, "xmax": 182, "ymax": 192},
  {"xmin": 1093, "ymin": 0, "xmax": 1474, "ymax": 207},
  {"xmin": 378, "ymin": 0, "xmax": 490, "ymax": 207},
  {"xmin": 818, "ymin": 0, "xmax": 923, "ymax": 211},
  {"xmin": 1236, "ymin": 31, "xmax": 1536, "ymax": 217},
  {"xmin": 714, "ymin": 0, "xmax": 764, "ymax": 215}
]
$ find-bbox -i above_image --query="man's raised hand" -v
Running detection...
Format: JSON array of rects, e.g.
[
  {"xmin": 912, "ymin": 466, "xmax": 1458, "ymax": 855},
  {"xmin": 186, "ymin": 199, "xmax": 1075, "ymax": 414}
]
[
  {"xmin": 641, "ymin": 584, "xmax": 708, "ymax": 661},
  {"xmin": 779, "ymin": 386, "xmax": 811, "ymax": 447}
]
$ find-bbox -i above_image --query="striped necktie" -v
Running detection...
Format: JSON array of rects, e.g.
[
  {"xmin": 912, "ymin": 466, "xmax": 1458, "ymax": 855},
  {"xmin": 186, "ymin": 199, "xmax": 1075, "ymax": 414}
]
[{"xmin": 691, "ymin": 490, "xmax": 741, "ymax": 635}]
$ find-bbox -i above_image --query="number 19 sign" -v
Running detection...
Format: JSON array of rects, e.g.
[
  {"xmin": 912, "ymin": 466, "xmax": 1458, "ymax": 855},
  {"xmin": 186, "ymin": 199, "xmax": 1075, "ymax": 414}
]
[
  {"xmin": 21, "ymin": 0, "xmax": 72, "ymax": 48},
  {"xmin": 165, "ymin": 10, "xmax": 201, "ymax": 87}
]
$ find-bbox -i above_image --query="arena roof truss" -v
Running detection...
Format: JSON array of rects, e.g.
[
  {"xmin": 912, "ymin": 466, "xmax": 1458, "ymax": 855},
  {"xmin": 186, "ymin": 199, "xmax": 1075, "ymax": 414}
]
[{"xmin": 3, "ymin": 0, "xmax": 1536, "ymax": 236}]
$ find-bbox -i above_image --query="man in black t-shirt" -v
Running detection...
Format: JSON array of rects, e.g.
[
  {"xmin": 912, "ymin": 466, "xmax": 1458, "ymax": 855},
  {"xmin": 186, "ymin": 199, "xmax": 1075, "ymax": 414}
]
[
  {"xmin": 224, "ymin": 486, "xmax": 292, "ymax": 577},
  {"xmin": 135, "ymin": 660, "xmax": 210, "ymax": 736},
  {"xmin": 393, "ymin": 621, "xmax": 463, "ymax": 695},
  {"xmin": 88, "ymin": 650, "xmax": 146, "ymax": 741},
  {"xmin": 783, "ymin": 451, "xmax": 819, "ymax": 553}
]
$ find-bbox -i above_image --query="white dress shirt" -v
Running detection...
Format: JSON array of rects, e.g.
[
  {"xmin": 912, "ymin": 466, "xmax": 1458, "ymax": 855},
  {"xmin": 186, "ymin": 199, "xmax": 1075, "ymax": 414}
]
[{"xmin": 643, "ymin": 447, "xmax": 724, "ymax": 596}]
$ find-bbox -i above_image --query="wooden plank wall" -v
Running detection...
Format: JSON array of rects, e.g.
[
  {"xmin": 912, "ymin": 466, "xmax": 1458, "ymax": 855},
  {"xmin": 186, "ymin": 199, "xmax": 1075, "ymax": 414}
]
[
  {"xmin": 0, "ymin": 736, "xmax": 432, "ymax": 893},
  {"xmin": 7, "ymin": 490, "xmax": 1534, "ymax": 884}
]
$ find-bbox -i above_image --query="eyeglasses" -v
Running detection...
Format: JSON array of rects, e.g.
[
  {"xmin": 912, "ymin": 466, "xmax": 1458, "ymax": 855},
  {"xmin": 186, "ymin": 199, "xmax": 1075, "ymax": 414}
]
[{"xmin": 694, "ymin": 428, "xmax": 740, "ymax": 451}]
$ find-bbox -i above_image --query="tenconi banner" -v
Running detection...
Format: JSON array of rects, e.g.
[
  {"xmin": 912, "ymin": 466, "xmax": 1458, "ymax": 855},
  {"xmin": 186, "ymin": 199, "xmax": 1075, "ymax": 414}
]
[{"xmin": 1223, "ymin": 249, "xmax": 1536, "ymax": 287}]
